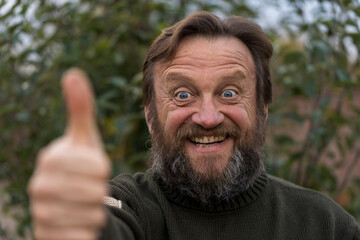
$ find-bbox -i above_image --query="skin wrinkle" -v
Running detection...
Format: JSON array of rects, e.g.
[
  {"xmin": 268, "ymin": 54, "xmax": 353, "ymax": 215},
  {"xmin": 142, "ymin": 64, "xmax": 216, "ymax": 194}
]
[
  {"xmin": 148, "ymin": 36, "xmax": 267, "ymax": 206},
  {"xmin": 155, "ymin": 39, "xmax": 256, "ymax": 116},
  {"xmin": 165, "ymin": 38, "xmax": 254, "ymax": 70},
  {"xmin": 155, "ymin": 88, "xmax": 255, "ymax": 140},
  {"xmin": 156, "ymin": 36, "xmax": 257, "ymax": 156},
  {"xmin": 164, "ymin": 71, "xmax": 247, "ymax": 89},
  {"xmin": 164, "ymin": 72, "xmax": 248, "ymax": 108}
]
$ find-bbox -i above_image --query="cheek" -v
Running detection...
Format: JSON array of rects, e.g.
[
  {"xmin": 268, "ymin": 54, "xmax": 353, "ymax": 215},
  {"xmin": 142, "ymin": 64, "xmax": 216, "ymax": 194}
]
[
  {"xmin": 163, "ymin": 107, "xmax": 194, "ymax": 137},
  {"xmin": 222, "ymin": 105, "xmax": 253, "ymax": 131}
]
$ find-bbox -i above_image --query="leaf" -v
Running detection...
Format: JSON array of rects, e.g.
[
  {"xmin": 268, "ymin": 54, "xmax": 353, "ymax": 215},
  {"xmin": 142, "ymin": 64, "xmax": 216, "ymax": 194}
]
[
  {"xmin": 335, "ymin": 67, "xmax": 350, "ymax": 83},
  {"xmin": 0, "ymin": 103, "xmax": 18, "ymax": 116},
  {"xmin": 274, "ymin": 134, "xmax": 296, "ymax": 145},
  {"xmin": 283, "ymin": 50, "xmax": 304, "ymax": 63},
  {"xmin": 14, "ymin": 111, "xmax": 30, "ymax": 122},
  {"xmin": 110, "ymin": 76, "xmax": 127, "ymax": 89}
]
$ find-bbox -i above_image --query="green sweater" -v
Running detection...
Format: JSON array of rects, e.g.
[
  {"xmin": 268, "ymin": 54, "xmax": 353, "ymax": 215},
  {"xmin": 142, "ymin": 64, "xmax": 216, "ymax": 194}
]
[{"xmin": 100, "ymin": 170, "xmax": 360, "ymax": 240}]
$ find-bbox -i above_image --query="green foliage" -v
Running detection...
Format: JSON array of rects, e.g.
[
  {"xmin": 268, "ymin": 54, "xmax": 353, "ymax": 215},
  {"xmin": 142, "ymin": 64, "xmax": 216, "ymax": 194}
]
[
  {"xmin": 0, "ymin": 0, "xmax": 359, "ymax": 238},
  {"xmin": 267, "ymin": 0, "xmax": 360, "ymax": 222},
  {"xmin": 0, "ymin": 0, "xmax": 253, "ymax": 237}
]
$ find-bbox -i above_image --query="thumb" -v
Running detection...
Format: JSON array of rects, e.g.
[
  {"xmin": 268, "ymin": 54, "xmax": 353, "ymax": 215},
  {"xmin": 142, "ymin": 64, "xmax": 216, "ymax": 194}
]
[{"xmin": 62, "ymin": 68, "xmax": 101, "ymax": 148}]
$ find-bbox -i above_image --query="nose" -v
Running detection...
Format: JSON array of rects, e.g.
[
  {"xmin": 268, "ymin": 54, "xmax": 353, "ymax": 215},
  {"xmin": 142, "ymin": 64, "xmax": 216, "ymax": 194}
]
[{"xmin": 191, "ymin": 96, "xmax": 224, "ymax": 129}]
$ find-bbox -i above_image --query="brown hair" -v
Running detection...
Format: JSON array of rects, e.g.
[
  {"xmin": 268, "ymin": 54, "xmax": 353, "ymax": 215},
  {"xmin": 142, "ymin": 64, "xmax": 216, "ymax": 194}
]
[{"xmin": 143, "ymin": 11, "xmax": 273, "ymax": 124}]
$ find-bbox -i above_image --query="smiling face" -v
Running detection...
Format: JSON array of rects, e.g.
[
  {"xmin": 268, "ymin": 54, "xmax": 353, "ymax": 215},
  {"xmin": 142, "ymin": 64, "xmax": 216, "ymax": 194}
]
[
  {"xmin": 149, "ymin": 36, "xmax": 260, "ymax": 174},
  {"xmin": 147, "ymin": 36, "xmax": 266, "ymax": 204}
]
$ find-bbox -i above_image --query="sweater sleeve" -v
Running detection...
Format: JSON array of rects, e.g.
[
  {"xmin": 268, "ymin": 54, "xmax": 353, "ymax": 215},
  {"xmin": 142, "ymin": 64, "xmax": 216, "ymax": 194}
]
[
  {"xmin": 98, "ymin": 175, "xmax": 147, "ymax": 240},
  {"xmin": 98, "ymin": 208, "xmax": 136, "ymax": 240},
  {"xmin": 353, "ymin": 226, "xmax": 360, "ymax": 240}
]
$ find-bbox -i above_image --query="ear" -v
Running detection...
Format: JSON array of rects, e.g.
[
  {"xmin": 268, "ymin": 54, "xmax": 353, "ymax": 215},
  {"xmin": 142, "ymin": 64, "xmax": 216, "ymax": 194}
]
[
  {"xmin": 144, "ymin": 106, "xmax": 153, "ymax": 135},
  {"xmin": 263, "ymin": 104, "xmax": 268, "ymax": 123}
]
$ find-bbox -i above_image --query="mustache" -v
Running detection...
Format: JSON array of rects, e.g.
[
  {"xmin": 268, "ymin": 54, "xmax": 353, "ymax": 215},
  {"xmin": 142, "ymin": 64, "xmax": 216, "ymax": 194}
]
[{"xmin": 176, "ymin": 122, "xmax": 240, "ymax": 141}]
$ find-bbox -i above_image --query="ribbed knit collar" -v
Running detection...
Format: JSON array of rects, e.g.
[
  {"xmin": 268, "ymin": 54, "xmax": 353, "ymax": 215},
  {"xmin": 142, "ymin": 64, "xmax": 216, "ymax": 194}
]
[{"xmin": 153, "ymin": 172, "xmax": 268, "ymax": 212}]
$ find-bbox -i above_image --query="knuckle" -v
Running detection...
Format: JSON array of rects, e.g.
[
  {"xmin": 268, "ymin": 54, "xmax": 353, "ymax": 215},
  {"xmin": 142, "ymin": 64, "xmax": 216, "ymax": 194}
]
[
  {"xmin": 33, "ymin": 224, "xmax": 52, "ymax": 240},
  {"xmin": 38, "ymin": 138, "xmax": 71, "ymax": 169},
  {"xmin": 94, "ymin": 155, "xmax": 110, "ymax": 178},
  {"xmin": 28, "ymin": 177, "xmax": 43, "ymax": 196},
  {"xmin": 36, "ymin": 153, "xmax": 58, "ymax": 171},
  {"xmin": 28, "ymin": 176, "xmax": 53, "ymax": 197},
  {"xmin": 37, "ymin": 140, "xmax": 61, "ymax": 165},
  {"xmin": 32, "ymin": 204, "xmax": 51, "ymax": 223}
]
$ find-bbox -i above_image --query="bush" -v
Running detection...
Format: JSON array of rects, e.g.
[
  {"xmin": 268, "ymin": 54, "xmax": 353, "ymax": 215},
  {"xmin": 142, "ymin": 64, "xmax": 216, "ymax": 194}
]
[{"xmin": 0, "ymin": 0, "xmax": 359, "ymax": 238}]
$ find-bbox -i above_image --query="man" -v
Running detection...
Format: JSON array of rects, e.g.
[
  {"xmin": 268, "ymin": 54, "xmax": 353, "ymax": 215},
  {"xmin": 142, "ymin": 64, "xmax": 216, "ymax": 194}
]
[{"xmin": 28, "ymin": 11, "xmax": 359, "ymax": 240}]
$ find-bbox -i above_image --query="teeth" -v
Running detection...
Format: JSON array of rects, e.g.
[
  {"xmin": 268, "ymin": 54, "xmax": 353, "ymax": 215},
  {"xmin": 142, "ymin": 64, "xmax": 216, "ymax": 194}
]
[
  {"xmin": 191, "ymin": 136, "xmax": 226, "ymax": 144},
  {"xmin": 197, "ymin": 143, "xmax": 217, "ymax": 147}
]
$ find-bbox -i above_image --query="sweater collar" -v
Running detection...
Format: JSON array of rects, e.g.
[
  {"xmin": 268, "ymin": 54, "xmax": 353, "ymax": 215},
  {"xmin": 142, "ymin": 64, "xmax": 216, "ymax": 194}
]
[{"xmin": 153, "ymin": 171, "xmax": 268, "ymax": 212}]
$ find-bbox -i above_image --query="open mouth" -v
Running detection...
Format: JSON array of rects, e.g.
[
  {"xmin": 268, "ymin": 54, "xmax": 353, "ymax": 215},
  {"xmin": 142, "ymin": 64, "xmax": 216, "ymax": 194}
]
[{"xmin": 189, "ymin": 135, "xmax": 227, "ymax": 147}]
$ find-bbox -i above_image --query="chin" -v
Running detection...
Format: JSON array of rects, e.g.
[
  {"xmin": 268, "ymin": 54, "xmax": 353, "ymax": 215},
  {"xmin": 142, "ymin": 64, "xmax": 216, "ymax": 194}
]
[{"xmin": 188, "ymin": 154, "xmax": 231, "ymax": 179}]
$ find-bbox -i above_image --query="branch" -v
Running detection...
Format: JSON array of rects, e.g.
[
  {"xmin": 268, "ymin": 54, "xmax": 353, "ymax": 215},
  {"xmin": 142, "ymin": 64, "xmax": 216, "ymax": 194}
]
[{"xmin": 334, "ymin": 148, "xmax": 360, "ymax": 200}]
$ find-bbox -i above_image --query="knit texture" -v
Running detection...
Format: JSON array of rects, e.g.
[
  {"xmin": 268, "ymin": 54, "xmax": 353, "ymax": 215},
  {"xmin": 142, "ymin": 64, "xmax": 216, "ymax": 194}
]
[{"xmin": 100, "ymin": 170, "xmax": 360, "ymax": 240}]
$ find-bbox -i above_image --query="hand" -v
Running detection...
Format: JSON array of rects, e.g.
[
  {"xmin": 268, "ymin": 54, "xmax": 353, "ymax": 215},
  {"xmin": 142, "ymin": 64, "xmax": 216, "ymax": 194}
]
[{"xmin": 28, "ymin": 69, "xmax": 110, "ymax": 240}]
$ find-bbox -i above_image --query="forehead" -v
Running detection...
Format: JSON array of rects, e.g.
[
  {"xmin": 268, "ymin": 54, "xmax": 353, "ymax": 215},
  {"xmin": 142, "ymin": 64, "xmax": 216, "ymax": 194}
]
[{"xmin": 155, "ymin": 36, "xmax": 255, "ymax": 78}]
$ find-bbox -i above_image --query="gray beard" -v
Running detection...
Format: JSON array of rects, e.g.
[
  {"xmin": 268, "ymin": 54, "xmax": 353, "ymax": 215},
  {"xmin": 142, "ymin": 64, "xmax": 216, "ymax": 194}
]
[
  {"xmin": 148, "ymin": 102, "xmax": 266, "ymax": 206},
  {"xmin": 151, "ymin": 144, "xmax": 265, "ymax": 206},
  {"xmin": 149, "ymin": 121, "xmax": 265, "ymax": 206}
]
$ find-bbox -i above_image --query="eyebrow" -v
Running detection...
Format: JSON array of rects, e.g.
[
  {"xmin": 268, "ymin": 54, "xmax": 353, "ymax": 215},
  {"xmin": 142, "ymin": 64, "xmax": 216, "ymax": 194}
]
[
  {"xmin": 220, "ymin": 71, "xmax": 247, "ymax": 84},
  {"xmin": 164, "ymin": 71, "xmax": 247, "ymax": 85},
  {"xmin": 165, "ymin": 72, "xmax": 193, "ymax": 84}
]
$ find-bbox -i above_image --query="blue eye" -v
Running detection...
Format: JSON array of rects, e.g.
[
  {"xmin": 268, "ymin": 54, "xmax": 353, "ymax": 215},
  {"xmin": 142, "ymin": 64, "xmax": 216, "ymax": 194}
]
[
  {"xmin": 176, "ymin": 91, "xmax": 192, "ymax": 99},
  {"xmin": 222, "ymin": 90, "xmax": 236, "ymax": 98}
]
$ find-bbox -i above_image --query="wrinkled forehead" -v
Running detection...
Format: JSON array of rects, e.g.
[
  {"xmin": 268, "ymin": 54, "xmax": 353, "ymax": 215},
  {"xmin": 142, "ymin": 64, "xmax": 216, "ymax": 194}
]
[{"xmin": 154, "ymin": 36, "xmax": 256, "ymax": 80}]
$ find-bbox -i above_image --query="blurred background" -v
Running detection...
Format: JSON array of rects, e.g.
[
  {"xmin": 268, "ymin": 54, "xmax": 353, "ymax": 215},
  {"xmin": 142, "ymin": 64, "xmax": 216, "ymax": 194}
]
[{"xmin": 0, "ymin": 0, "xmax": 359, "ymax": 239}]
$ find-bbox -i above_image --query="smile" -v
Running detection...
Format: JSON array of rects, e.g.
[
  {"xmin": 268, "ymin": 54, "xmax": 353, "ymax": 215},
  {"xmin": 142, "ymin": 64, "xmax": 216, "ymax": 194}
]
[{"xmin": 190, "ymin": 135, "xmax": 227, "ymax": 147}]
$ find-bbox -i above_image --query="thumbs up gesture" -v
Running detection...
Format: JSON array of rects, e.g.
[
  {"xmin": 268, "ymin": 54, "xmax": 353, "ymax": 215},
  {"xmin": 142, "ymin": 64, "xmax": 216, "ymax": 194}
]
[{"xmin": 28, "ymin": 69, "xmax": 110, "ymax": 240}]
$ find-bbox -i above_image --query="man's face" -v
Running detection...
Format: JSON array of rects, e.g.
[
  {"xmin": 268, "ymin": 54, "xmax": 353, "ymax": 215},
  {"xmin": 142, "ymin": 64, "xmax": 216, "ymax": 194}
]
[
  {"xmin": 146, "ymin": 36, "xmax": 266, "ymax": 205},
  {"xmin": 150, "ymin": 36, "xmax": 260, "ymax": 175}
]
